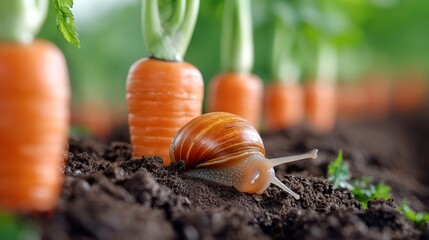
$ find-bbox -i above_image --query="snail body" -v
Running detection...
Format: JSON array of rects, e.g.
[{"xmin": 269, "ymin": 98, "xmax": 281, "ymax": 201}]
[{"xmin": 170, "ymin": 112, "xmax": 317, "ymax": 199}]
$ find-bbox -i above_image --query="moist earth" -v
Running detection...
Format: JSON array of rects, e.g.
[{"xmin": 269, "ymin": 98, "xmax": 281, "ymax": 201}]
[{"xmin": 33, "ymin": 103, "xmax": 429, "ymax": 240}]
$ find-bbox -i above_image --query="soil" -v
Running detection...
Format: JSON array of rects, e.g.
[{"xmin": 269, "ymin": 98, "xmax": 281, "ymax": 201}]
[{"xmin": 32, "ymin": 103, "xmax": 429, "ymax": 240}]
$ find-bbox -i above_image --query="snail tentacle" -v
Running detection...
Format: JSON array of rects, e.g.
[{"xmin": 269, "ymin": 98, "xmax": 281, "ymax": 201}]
[
  {"xmin": 270, "ymin": 175, "xmax": 300, "ymax": 200},
  {"xmin": 269, "ymin": 149, "xmax": 318, "ymax": 167}
]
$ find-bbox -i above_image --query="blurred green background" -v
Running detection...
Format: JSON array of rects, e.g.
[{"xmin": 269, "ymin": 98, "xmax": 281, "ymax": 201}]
[{"xmin": 37, "ymin": 0, "xmax": 429, "ymax": 136}]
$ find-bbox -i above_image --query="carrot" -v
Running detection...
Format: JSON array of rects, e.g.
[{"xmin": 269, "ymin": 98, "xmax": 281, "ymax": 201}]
[
  {"xmin": 264, "ymin": 83, "xmax": 304, "ymax": 131},
  {"xmin": 263, "ymin": 14, "xmax": 304, "ymax": 131},
  {"xmin": 127, "ymin": 0, "xmax": 202, "ymax": 164},
  {"xmin": 304, "ymin": 39, "xmax": 338, "ymax": 132},
  {"xmin": 0, "ymin": 40, "xmax": 68, "ymax": 212},
  {"xmin": 0, "ymin": 0, "xmax": 78, "ymax": 212},
  {"xmin": 337, "ymin": 83, "xmax": 366, "ymax": 123},
  {"xmin": 363, "ymin": 74, "xmax": 392, "ymax": 120},
  {"xmin": 206, "ymin": 0, "xmax": 263, "ymax": 128},
  {"xmin": 207, "ymin": 72, "xmax": 262, "ymax": 127},
  {"xmin": 393, "ymin": 71, "xmax": 427, "ymax": 114},
  {"xmin": 305, "ymin": 82, "xmax": 337, "ymax": 132},
  {"xmin": 127, "ymin": 58, "xmax": 203, "ymax": 163}
]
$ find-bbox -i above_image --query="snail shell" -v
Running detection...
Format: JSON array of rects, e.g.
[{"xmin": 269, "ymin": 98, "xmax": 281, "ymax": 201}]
[{"xmin": 170, "ymin": 112, "xmax": 317, "ymax": 199}]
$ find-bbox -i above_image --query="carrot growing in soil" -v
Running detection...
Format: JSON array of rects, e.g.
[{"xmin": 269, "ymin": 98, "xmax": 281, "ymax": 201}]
[
  {"xmin": 363, "ymin": 73, "xmax": 392, "ymax": 121},
  {"xmin": 393, "ymin": 71, "xmax": 427, "ymax": 115},
  {"xmin": 264, "ymin": 11, "xmax": 304, "ymax": 131},
  {"xmin": 336, "ymin": 47, "xmax": 369, "ymax": 123},
  {"xmin": 127, "ymin": 0, "xmax": 203, "ymax": 164},
  {"xmin": 0, "ymin": 0, "xmax": 78, "ymax": 211},
  {"xmin": 305, "ymin": 39, "xmax": 338, "ymax": 132},
  {"xmin": 337, "ymin": 83, "xmax": 366, "ymax": 123},
  {"xmin": 207, "ymin": 0, "xmax": 263, "ymax": 128}
]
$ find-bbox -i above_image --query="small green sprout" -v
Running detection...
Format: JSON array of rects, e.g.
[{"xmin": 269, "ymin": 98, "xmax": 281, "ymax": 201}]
[
  {"xmin": 327, "ymin": 150, "xmax": 429, "ymax": 227},
  {"xmin": 351, "ymin": 177, "xmax": 391, "ymax": 209},
  {"xmin": 327, "ymin": 150, "xmax": 353, "ymax": 190},
  {"xmin": 327, "ymin": 150, "xmax": 391, "ymax": 209},
  {"xmin": 400, "ymin": 202, "xmax": 429, "ymax": 228}
]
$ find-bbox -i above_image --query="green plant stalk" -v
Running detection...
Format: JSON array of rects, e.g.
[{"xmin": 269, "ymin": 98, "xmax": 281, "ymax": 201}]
[
  {"xmin": 315, "ymin": 38, "xmax": 337, "ymax": 84},
  {"xmin": 220, "ymin": 0, "xmax": 253, "ymax": 73},
  {"xmin": 0, "ymin": 0, "xmax": 48, "ymax": 43},
  {"xmin": 142, "ymin": 0, "xmax": 199, "ymax": 61},
  {"xmin": 271, "ymin": 17, "xmax": 300, "ymax": 84}
]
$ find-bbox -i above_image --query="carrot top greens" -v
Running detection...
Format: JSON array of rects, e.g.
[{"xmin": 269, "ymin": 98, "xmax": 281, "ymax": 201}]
[
  {"xmin": 270, "ymin": 17, "xmax": 300, "ymax": 83},
  {"xmin": 142, "ymin": 0, "xmax": 199, "ymax": 61},
  {"xmin": 0, "ymin": 0, "xmax": 48, "ymax": 43},
  {"xmin": 53, "ymin": 0, "xmax": 80, "ymax": 48},
  {"xmin": 269, "ymin": 1, "xmax": 301, "ymax": 83},
  {"xmin": 0, "ymin": 0, "xmax": 79, "ymax": 47},
  {"xmin": 221, "ymin": 0, "xmax": 253, "ymax": 73}
]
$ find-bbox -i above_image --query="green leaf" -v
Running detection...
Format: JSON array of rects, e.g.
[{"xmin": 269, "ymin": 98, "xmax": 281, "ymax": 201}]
[
  {"xmin": 327, "ymin": 150, "xmax": 392, "ymax": 209},
  {"xmin": 400, "ymin": 202, "xmax": 429, "ymax": 227},
  {"xmin": 327, "ymin": 150, "xmax": 353, "ymax": 190},
  {"xmin": 53, "ymin": 0, "xmax": 80, "ymax": 48},
  {"xmin": 351, "ymin": 178, "xmax": 391, "ymax": 209}
]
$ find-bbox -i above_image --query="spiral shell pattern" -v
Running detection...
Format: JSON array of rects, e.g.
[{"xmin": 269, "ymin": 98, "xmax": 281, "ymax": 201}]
[{"xmin": 170, "ymin": 112, "xmax": 265, "ymax": 170}]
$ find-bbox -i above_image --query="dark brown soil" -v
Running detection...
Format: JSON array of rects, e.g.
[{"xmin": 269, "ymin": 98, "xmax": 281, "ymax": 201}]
[{"xmin": 25, "ymin": 102, "xmax": 429, "ymax": 239}]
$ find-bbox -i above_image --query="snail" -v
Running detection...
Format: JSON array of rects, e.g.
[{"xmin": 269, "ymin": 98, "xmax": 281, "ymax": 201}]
[{"xmin": 169, "ymin": 112, "xmax": 318, "ymax": 200}]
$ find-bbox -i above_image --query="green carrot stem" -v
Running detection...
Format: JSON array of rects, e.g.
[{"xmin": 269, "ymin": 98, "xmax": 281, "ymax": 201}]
[
  {"xmin": 271, "ymin": 17, "xmax": 300, "ymax": 84},
  {"xmin": 0, "ymin": 0, "xmax": 48, "ymax": 43},
  {"xmin": 315, "ymin": 38, "xmax": 337, "ymax": 84},
  {"xmin": 142, "ymin": 0, "xmax": 199, "ymax": 61},
  {"xmin": 220, "ymin": 0, "xmax": 253, "ymax": 73}
]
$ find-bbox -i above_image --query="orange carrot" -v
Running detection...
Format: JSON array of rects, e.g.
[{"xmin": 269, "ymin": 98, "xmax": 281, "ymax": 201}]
[
  {"xmin": 0, "ymin": 40, "xmax": 69, "ymax": 212},
  {"xmin": 264, "ymin": 83, "xmax": 304, "ymax": 131},
  {"xmin": 0, "ymin": 0, "xmax": 77, "ymax": 212},
  {"xmin": 127, "ymin": 58, "xmax": 203, "ymax": 164},
  {"xmin": 207, "ymin": 72, "xmax": 262, "ymax": 127},
  {"xmin": 393, "ymin": 72, "xmax": 427, "ymax": 114},
  {"xmin": 127, "ymin": 0, "xmax": 202, "ymax": 164},
  {"xmin": 363, "ymin": 74, "xmax": 392, "ymax": 120},
  {"xmin": 305, "ymin": 82, "xmax": 337, "ymax": 132},
  {"xmin": 337, "ymin": 83, "xmax": 366, "ymax": 123},
  {"xmin": 263, "ymin": 14, "xmax": 304, "ymax": 131},
  {"xmin": 206, "ymin": 0, "xmax": 263, "ymax": 127},
  {"xmin": 303, "ymin": 38, "xmax": 338, "ymax": 132}
]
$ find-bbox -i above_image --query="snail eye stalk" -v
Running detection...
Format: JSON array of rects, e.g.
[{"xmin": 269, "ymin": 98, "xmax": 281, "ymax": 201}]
[
  {"xmin": 270, "ymin": 175, "xmax": 300, "ymax": 200},
  {"xmin": 269, "ymin": 149, "xmax": 318, "ymax": 167}
]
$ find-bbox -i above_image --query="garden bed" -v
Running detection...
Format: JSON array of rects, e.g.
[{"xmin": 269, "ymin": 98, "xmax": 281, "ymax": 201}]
[{"xmin": 35, "ymin": 104, "xmax": 429, "ymax": 240}]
